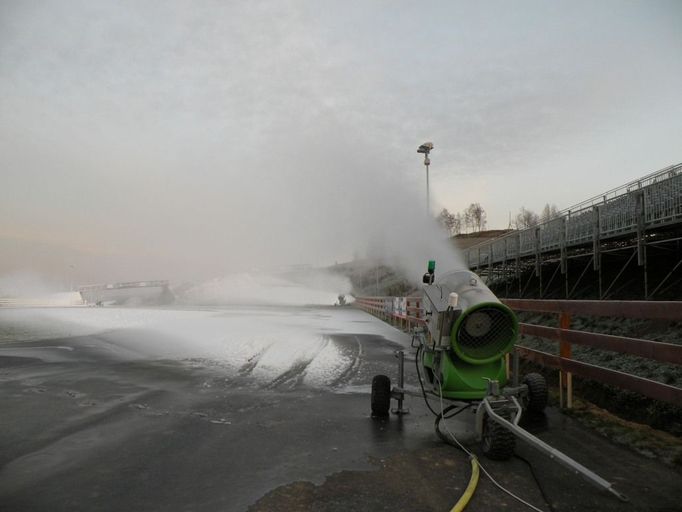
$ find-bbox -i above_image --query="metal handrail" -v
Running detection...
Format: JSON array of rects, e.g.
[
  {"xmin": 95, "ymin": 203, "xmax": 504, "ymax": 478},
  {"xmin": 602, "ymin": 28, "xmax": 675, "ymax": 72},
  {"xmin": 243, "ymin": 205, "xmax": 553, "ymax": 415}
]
[{"xmin": 464, "ymin": 162, "xmax": 682, "ymax": 267}]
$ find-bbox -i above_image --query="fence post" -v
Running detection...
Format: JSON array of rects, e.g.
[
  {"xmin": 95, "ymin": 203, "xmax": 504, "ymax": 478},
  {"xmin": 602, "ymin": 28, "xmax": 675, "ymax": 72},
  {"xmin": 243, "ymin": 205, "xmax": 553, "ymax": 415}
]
[{"xmin": 559, "ymin": 311, "xmax": 573, "ymax": 409}]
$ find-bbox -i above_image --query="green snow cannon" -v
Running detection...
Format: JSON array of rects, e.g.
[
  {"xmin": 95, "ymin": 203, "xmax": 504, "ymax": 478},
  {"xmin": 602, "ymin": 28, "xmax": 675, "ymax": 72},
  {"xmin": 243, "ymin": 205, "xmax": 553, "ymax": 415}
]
[
  {"xmin": 368, "ymin": 263, "xmax": 627, "ymax": 499},
  {"xmin": 419, "ymin": 264, "xmax": 518, "ymax": 400}
]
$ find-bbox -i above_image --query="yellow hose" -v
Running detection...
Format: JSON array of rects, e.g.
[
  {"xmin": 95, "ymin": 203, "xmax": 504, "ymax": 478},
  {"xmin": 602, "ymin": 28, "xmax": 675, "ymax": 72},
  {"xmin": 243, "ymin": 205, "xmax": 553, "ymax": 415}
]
[{"xmin": 450, "ymin": 456, "xmax": 480, "ymax": 512}]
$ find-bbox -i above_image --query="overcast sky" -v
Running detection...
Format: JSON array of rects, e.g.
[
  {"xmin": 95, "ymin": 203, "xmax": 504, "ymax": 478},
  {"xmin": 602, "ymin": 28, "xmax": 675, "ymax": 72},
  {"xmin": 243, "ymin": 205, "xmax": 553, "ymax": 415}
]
[{"xmin": 1, "ymin": 0, "xmax": 681, "ymax": 283}]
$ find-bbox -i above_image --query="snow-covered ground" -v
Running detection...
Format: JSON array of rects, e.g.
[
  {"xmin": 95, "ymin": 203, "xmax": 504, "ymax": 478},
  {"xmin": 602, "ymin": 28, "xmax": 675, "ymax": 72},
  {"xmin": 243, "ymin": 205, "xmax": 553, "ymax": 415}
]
[{"xmin": 0, "ymin": 306, "xmax": 406, "ymax": 388}]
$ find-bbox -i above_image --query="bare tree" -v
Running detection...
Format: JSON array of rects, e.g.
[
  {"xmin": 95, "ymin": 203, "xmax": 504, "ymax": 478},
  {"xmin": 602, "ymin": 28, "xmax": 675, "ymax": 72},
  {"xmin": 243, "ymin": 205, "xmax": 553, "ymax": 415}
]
[
  {"xmin": 438, "ymin": 208, "xmax": 456, "ymax": 234},
  {"xmin": 515, "ymin": 207, "xmax": 539, "ymax": 229},
  {"xmin": 452, "ymin": 212, "xmax": 462, "ymax": 235},
  {"xmin": 540, "ymin": 203, "xmax": 560, "ymax": 223},
  {"xmin": 463, "ymin": 209, "xmax": 473, "ymax": 233},
  {"xmin": 466, "ymin": 203, "xmax": 487, "ymax": 232}
]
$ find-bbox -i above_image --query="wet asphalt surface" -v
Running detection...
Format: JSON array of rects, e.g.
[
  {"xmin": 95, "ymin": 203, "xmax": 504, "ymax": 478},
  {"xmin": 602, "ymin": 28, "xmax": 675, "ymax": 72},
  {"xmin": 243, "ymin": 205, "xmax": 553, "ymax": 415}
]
[{"xmin": 1, "ymin": 306, "xmax": 681, "ymax": 512}]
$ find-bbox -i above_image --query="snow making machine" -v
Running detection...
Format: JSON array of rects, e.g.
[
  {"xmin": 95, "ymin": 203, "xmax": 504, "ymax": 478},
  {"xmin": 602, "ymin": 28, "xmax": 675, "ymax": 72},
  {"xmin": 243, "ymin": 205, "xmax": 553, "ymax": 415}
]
[{"xmin": 370, "ymin": 260, "xmax": 627, "ymax": 501}]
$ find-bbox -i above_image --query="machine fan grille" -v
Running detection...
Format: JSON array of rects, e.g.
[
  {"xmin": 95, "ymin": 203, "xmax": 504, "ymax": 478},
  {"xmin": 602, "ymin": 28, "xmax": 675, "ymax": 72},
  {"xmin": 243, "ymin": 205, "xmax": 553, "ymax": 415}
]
[{"xmin": 456, "ymin": 307, "xmax": 515, "ymax": 361}]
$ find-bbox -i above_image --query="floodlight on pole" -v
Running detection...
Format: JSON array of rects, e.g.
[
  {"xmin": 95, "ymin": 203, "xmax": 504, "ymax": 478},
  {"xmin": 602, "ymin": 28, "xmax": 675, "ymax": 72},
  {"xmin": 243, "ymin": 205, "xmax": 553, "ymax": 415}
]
[{"xmin": 417, "ymin": 142, "xmax": 434, "ymax": 214}]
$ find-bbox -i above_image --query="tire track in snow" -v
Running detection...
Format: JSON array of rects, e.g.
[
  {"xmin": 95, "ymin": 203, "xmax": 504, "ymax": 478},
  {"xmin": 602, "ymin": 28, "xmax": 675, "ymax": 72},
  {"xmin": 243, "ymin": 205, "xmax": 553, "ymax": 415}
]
[
  {"xmin": 328, "ymin": 335, "xmax": 362, "ymax": 388},
  {"xmin": 265, "ymin": 337, "xmax": 330, "ymax": 389},
  {"xmin": 237, "ymin": 343, "xmax": 274, "ymax": 377}
]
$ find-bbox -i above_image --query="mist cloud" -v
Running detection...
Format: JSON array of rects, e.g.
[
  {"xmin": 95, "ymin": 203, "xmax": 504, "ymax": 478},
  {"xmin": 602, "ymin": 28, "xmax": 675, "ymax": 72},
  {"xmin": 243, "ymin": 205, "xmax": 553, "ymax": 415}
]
[{"xmin": 1, "ymin": 1, "xmax": 680, "ymax": 285}]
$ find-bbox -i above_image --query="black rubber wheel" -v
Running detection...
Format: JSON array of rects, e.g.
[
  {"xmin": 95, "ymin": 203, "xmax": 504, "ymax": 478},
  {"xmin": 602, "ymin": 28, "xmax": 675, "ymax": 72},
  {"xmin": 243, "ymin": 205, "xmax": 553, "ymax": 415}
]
[
  {"xmin": 481, "ymin": 414, "xmax": 516, "ymax": 460},
  {"xmin": 523, "ymin": 373, "xmax": 548, "ymax": 413},
  {"xmin": 371, "ymin": 375, "xmax": 391, "ymax": 417}
]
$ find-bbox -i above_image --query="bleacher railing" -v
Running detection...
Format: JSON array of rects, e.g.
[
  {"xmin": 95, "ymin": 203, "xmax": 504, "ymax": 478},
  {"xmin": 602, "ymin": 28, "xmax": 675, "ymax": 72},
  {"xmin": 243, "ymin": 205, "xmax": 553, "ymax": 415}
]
[{"xmin": 466, "ymin": 162, "xmax": 682, "ymax": 267}]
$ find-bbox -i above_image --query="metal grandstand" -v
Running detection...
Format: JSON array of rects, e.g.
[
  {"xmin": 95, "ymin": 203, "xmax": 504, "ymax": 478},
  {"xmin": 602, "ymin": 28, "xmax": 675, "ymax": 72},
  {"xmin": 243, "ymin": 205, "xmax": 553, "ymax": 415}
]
[{"xmin": 466, "ymin": 162, "xmax": 682, "ymax": 299}]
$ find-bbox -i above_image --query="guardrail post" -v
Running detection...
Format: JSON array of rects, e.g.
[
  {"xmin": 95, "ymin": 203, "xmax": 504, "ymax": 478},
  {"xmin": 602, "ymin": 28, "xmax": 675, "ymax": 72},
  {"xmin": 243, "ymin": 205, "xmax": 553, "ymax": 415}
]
[{"xmin": 559, "ymin": 311, "xmax": 573, "ymax": 409}]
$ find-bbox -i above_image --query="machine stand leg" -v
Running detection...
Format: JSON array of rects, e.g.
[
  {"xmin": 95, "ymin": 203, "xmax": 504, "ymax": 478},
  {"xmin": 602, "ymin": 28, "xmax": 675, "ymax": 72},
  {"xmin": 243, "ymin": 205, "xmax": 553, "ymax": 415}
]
[{"xmin": 392, "ymin": 350, "xmax": 410, "ymax": 415}]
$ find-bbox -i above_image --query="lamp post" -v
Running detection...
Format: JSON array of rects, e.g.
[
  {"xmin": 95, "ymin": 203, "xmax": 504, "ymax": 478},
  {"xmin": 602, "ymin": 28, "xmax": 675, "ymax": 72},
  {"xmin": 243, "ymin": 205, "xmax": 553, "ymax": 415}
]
[{"xmin": 417, "ymin": 142, "xmax": 434, "ymax": 214}]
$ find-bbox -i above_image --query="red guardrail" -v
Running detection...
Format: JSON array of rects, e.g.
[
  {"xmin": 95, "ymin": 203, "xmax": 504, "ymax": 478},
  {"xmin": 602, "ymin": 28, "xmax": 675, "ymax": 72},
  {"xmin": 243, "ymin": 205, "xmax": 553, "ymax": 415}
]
[
  {"xmin": 501, "ymin": 298, "xmax": 682, "ymax": 408},
  {"xmin": 354, "ymin": 296, "xmax": 426, "ymax": 331},
  {"xmin": 354, "ymin": 296, "xmax": 682, "ymax": 407}
]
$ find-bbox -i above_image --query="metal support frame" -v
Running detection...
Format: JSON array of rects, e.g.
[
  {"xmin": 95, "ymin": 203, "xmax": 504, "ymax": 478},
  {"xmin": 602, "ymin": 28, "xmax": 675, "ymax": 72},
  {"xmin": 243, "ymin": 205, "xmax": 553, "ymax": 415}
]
[
  {"xmin": 534, "ymin": 226, "xmax": 542, "ymax": 278},
  {"xmin": 466, "ymin": 163, "xmax": 682, "ymax": 299},
  {"xmin": 646, "ymin": 253, "xmax": 682, "ymax": 299},
  {"xmin": 636, "ymin": 192, "xmax": 646, "ymax": 266},
  {"xmin": 476, "ymin": 394, "xmax": 627, "ymax": 502},
  {"xmin": 568, "ymin": 255, "xmax": 594, "ymax": 299},
  {"xmin": 542, "ymin": 261, "xmax": 562, "ymax": 299},
  {"xmin": 520, "ymin": 267, "xmax": 536, "ymax": 298},
  {"xmin": 481, "ymin": 228, "xmax": 680, "ymax": 300},
  {"xmin": 593, "ymin": 205, "xmax": 601, "ymax": 272},
  {"xmin": 600, "ymin": 249, "xmax": 637, "ymax": 299}
]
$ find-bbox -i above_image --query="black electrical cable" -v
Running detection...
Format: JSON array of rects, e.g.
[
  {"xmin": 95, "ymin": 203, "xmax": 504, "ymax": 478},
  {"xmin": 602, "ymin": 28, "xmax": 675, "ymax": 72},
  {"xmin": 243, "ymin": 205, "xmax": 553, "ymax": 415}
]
[
  {"xmin": 443, "ymin": 406, "xmax": 469, "ymax": 419},
  {"xmin": 514, "ymin": 453, "xmax": 557, "ymax": 512},
  {"xmin": 414, "ymin": 344, "xmax": 441, "ymax": 417},
  {"xmin": 435, "ymin": 406, "xmax": 470, "ymax": 449}
]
